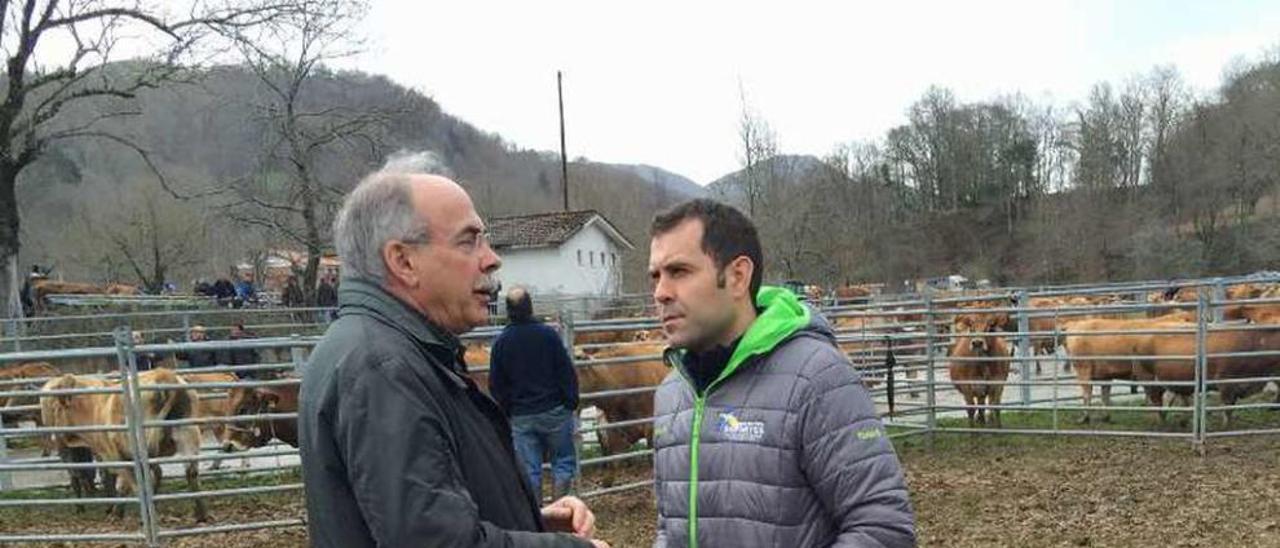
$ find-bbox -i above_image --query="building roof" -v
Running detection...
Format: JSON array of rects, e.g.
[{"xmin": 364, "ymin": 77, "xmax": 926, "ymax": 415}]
[{"xmin": 488, "ymin": 210, "xmax": 635, "ymax": 251}]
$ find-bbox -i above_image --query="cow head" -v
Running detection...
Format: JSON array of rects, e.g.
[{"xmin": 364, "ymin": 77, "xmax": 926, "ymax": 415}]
[
  {"xmin": 952, "ymin": 313, "xmax": 1009, "ymax": 355},
  {"xmin": 220, "ymin": 387, "xmax": 280, "ymax": 452}
]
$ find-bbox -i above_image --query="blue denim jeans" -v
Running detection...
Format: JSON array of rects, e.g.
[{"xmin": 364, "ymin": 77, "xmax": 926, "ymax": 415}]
[{"xmin": 510, "ymin": 405, "xmax": 577, "ymax": 497}]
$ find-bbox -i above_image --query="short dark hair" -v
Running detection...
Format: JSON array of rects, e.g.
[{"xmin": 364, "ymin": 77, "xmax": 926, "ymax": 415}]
[
  {"xmin": 506, "ymin": 290, "xmax": 533, "ymax": 323},
  {"xmin": 651, "ymin": 199, "xmax": 764, "ymax": 299}
]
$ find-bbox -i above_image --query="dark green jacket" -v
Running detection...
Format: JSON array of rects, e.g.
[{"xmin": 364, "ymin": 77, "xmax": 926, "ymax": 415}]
[{"xmin": 298, "ymin": 278, "xmax": 590, "ymax": 548}]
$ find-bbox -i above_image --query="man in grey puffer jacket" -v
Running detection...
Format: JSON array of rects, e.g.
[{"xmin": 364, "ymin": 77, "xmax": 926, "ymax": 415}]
[{"xmin": 648, "ymin": 199, "xmax": 915, "ymax": 547}]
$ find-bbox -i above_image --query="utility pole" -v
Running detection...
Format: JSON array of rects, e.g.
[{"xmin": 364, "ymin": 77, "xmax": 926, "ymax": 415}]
[{"xmin": 558, "ymin": 71, "xmax": 570, "ymax": 211}]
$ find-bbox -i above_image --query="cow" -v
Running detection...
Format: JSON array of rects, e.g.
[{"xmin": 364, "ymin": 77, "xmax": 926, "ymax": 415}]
[
  {"xmin": 948, "ymin": 313, "xmax": 1011, "ymax": 427},
  {"xmin": 575, "ymin": 343, "xmax": 668, "ymax": 456},
  {"xmin": 1142, "ymin": 324, "xmax": 1280, "ymax": 428},
  {"xmin": 575, "ymin": 329, "xmax": 652, "ymax": 345},
  {"xmin": 176, "ymin": 371, "xmax": 241, "ymax": 470},
  {"xmin": 1008, "ymin": 294, "xmax": 1141, "ymax": 375},
  {"xmin": 1063, "ymin": 315, "xmax": 1195, "ymax": 424},
  {"xmin": 833, "ymin": 284, "xmax": 873, "ymax": 304},
  {"xmin": 1, "ymin": 362, "xmax": 61, "ymax": 456},
  {"xmin": 220, "ymin": 379, "xmax": 300, "ymax": 452},
  {"xmin": 1, "ymin": 362, "xmax": 59, "ymax": 426},
  {"xmin": 40, "ymin": 368, "xmax": 207, "ymax": 521},
  {"xmin": 103, "ymin": 283, "xmax": 141, "ymax": 296}
]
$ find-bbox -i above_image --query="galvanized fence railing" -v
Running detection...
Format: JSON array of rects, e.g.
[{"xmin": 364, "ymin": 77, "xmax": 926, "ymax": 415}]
[
  {"xmin": 0, "ymin": 334, "xmax": 317, "ymax": 547},
  {"xmin": 0, "ymin": 306, "xmax": 342, "ymax": 353},
  {"xmin": 878, "ymin": 285, "xmax": 1280, "ymax": 453},
  {"xmin": 2, "ymin": 275, "xmax": 1278, "ymax": 544}
]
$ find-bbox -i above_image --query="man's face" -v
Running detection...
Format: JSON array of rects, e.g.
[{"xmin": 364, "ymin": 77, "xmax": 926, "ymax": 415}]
[
  {"xmin": 191, "ymin": 330, "xmax": 206, "ymax": 342},
  {"xmin": 649, "ymin": 219, "xmax": 737, "ymax": 352},
  {"xmin": 404, "ymin": 180, "xmax": 502, "ymax": 334}
]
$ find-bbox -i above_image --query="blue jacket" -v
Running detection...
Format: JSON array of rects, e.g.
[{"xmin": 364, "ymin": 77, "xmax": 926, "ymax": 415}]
[{"xmin": 489, "ymin": 320, "xmax": 578, "ymax": 416}]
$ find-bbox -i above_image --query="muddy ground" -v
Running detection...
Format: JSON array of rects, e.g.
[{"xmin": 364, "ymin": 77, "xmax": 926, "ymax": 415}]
[{"xmin": 3, "ymin": 433, "xmax": 1280, "ymax": 547}]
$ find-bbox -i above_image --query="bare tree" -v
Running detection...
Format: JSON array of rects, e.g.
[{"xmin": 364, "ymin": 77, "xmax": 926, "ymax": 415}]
[
  {"xmin": 0, "ymin": 0, "xmax": 291, "ymax": 317},
  {"xmin": 217, "ymin": 0, "xmax": 391, "ymax": 303},
  {"xmin": 89, "ymin": 180, "xmax": 207, "ymax": 292},
  {"xmin": 737, "ymin": 84, "xmax": 776, "ymax": 218}
]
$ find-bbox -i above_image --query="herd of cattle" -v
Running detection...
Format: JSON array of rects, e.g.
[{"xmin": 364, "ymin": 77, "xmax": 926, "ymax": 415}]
[
  {"xmin": 937, "ymin": 283, "xmax": 1280, "ymax": 428},
  {"xmin": 2, "ymin": 281, "xmax": 1280, "ymax": 523},
  {"xmin": 0, "ymin": 362, "xmax": 297, "ymax": 521}
]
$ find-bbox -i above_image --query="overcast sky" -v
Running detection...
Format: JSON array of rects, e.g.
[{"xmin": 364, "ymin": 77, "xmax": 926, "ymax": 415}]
[{"xmin": 344, "ymin": 0, "xmax": 1280, "ymax": 184}]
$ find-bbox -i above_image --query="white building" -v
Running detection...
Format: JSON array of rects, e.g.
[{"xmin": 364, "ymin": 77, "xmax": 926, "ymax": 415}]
[{"xmin": 488, "ymin": 210, "xmax": 634, "ymax": 297}]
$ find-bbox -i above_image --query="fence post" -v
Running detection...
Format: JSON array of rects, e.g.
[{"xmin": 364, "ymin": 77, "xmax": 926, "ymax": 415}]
[
  {"xmin": 291, "ymin": 334, "xmax": 307, "ymax": 375},
  {"xmin": 182, "ymin": 312, "xmax": 192, "ymax": 343},
  {"xmin": 113, "ymin": 327, "xmax": 161, "ymax": 548},
  {"xmin": 1194, "ymin": 289, "xmax": 1209, "ymax": 454},
  {"xmin": 7, "ymin": 318, "xmax": 20, "ymax": 352},
  {"xmin": 0, "ymin": 396, "xmax": 10, "ymax": 491},
  {"xmin": 559, "ymin": 305, "xmax": 580, "ymax": 496},
  {"xmin": 1211, "ymin": 278, "xmax": 1226, "ymax": 323},
  {"xmin": 1015, "ymin": 290, "xmax": 1032, "ymax": 406},
  {"xmin": 923, "ymin": 288, "xmax": 936, "ymax": 438}
]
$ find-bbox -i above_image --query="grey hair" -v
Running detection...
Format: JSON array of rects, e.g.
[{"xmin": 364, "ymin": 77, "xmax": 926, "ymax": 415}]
[
  {"xmin": 382, "ymin": 149, "xmax": 452, "ymax": 178},
  {"xmin": 333, "ymin": 171, "xmax": 431, "ymax": 284}
]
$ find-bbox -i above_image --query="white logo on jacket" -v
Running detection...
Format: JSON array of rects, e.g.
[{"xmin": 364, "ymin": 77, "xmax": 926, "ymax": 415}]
[{"xmin": 716, "ymin": 409, "xmax": 765, "ymax": 442}]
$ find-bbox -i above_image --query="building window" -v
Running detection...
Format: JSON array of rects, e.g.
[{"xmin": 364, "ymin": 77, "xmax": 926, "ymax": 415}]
[
  {"xmin": 577, "ymin": 250, "xmax": 583, "ymax": 266},
  {"xmin": 611, "ymin": 253, "xmax": 617, "ymax": 266},
  {"xmin": 589, "ymin": 251, "xmax": 595, "ymax": 267}
]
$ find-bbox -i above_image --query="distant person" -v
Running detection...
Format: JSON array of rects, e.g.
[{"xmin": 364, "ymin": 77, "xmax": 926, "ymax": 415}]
[
  {"xmin": 218, "ymin": 322, "xmax": 261, "ymax": 378},
  {"xmin": 131, "ymin": 331, "xmax": 158, "ymax": 371},
  {"xmin": 19, "ymin": 266, "xmax": 40, "ymax": 317},
  {"xmin": 175, "ymin": 325, "xmax": 218, "ymax": 368},
  {"xmin": 212, "ymin": 277, "xmax": 237, "ymax": 307},
  {"xmin": 234, "ymin": 272, "xmax": 257, "ymax": 308},
  {"xmin": 315, "ymin": 275, "xmax": 338, "ymax": 322},
  {"xmin": 282, "ymin": 274, "xmax": 306, "ymax": 315},
  {"xmin": 490, "ymin": 287, "xmax": 580, "ymax": 499}
]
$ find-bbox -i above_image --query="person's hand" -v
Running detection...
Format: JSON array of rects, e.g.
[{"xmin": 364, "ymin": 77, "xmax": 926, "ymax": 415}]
[{"xmin": 541, "ymin": 495, "xmax": 596, "ymax": 538}]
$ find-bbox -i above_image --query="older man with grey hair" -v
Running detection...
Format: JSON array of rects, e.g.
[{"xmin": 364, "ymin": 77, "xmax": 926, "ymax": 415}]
[{"xmin": 298, "ymin": 170, "xmax": 608, "ymax": 548}]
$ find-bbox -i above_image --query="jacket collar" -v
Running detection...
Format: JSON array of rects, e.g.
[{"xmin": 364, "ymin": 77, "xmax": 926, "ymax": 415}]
[{"xmin": 337, "ymin": 277, "xmax": 463, "ymax": 364}]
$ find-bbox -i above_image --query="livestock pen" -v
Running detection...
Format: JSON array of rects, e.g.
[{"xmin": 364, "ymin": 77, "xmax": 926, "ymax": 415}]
[{"xmin": 2, "ymin": 273, "xmax": 1280, "ymax": 545}]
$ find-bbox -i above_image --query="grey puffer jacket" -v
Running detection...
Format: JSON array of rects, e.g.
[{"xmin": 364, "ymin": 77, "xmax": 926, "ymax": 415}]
[{"xmin": 652, "ymin": 287, "xmax": 915, "ymax": 547}]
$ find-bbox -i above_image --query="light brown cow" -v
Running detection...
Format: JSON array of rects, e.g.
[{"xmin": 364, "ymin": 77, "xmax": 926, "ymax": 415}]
[
  {"xmin": 1, "ymin": 362, "xmax": 59, "ymax": 423},
  {"xmin": 833, "ymin": 285, "xmax": 873, "ymax": 304},
  {"xmin": 30, "ymin": 279, "xmax": 138, "ymax": 314},
  {"xmin": 1063, "ymin": 315, "xmax": 1195, "ymax": 423},
  {"xmin": 575, "ymin": 329, "xmax": 653, "ymax": 346},
  {"xmin": 1, "ymin": 361, "xmax": 60, "ymax": 455},
  {"xmin": 948, "ymin": 314, "xmax": 1011, "ymax": 427},
  {"xmin": 175, "ymin": 372, "xmax": 238, "ymax": 439},
  {"xmin": 40, "ymin": 368, "xmax": 208, "ymax": 521},
  {"xmin": 175, "ymin": 371, "xmax": 242, "ymax": 470},
  {"xmin": 1142, "ymin": 324, "xmax": 1280, "ymax": 427},
  {"xmin": 576, "ymin": 343, "xmax": 668, "ymax": 456}
]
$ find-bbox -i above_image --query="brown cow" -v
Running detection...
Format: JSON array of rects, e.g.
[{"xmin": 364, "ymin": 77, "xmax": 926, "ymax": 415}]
[
  {"xmin": 576, "ymin": 343, "xmax": 668, "ymax": 456},
  {"xmin": 103, "ymin": 283, "xmax": 140, "ymax": 295},
  {"xmin": 833, "ymin": 285, "xmax": 873, "ymax": 304},
  {"xmin": 575, "ymin": 329, "xmax": 652, "ymax": 345},
  {"xmin": 1063, "ymin": 315, "xmax": 1195, "ymax": 423},
  {"xmin": 221, "ymin": 379, "xmax": 300, "ymax": 451},
  {"xmin": 1, "ymin": 362, "xmax": 59, "ymax": 426},
  {"xmin": 175, "ymin": 372, "xmax": 238, "ymax": 441},
  {"xmin": 948, "ymin": 314, "xmax": 1011, "ymax": 427},
  {"xmin": 1, "ymin": 362, "xmax": 61, "ymax": 457},
  {"xmin": 40, "ymin": 368, "xmax": 207, "ymax": 521},
  {"xmin": 1142, "ymin": 324, "xmax": 1280, "ymax": 427}
]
